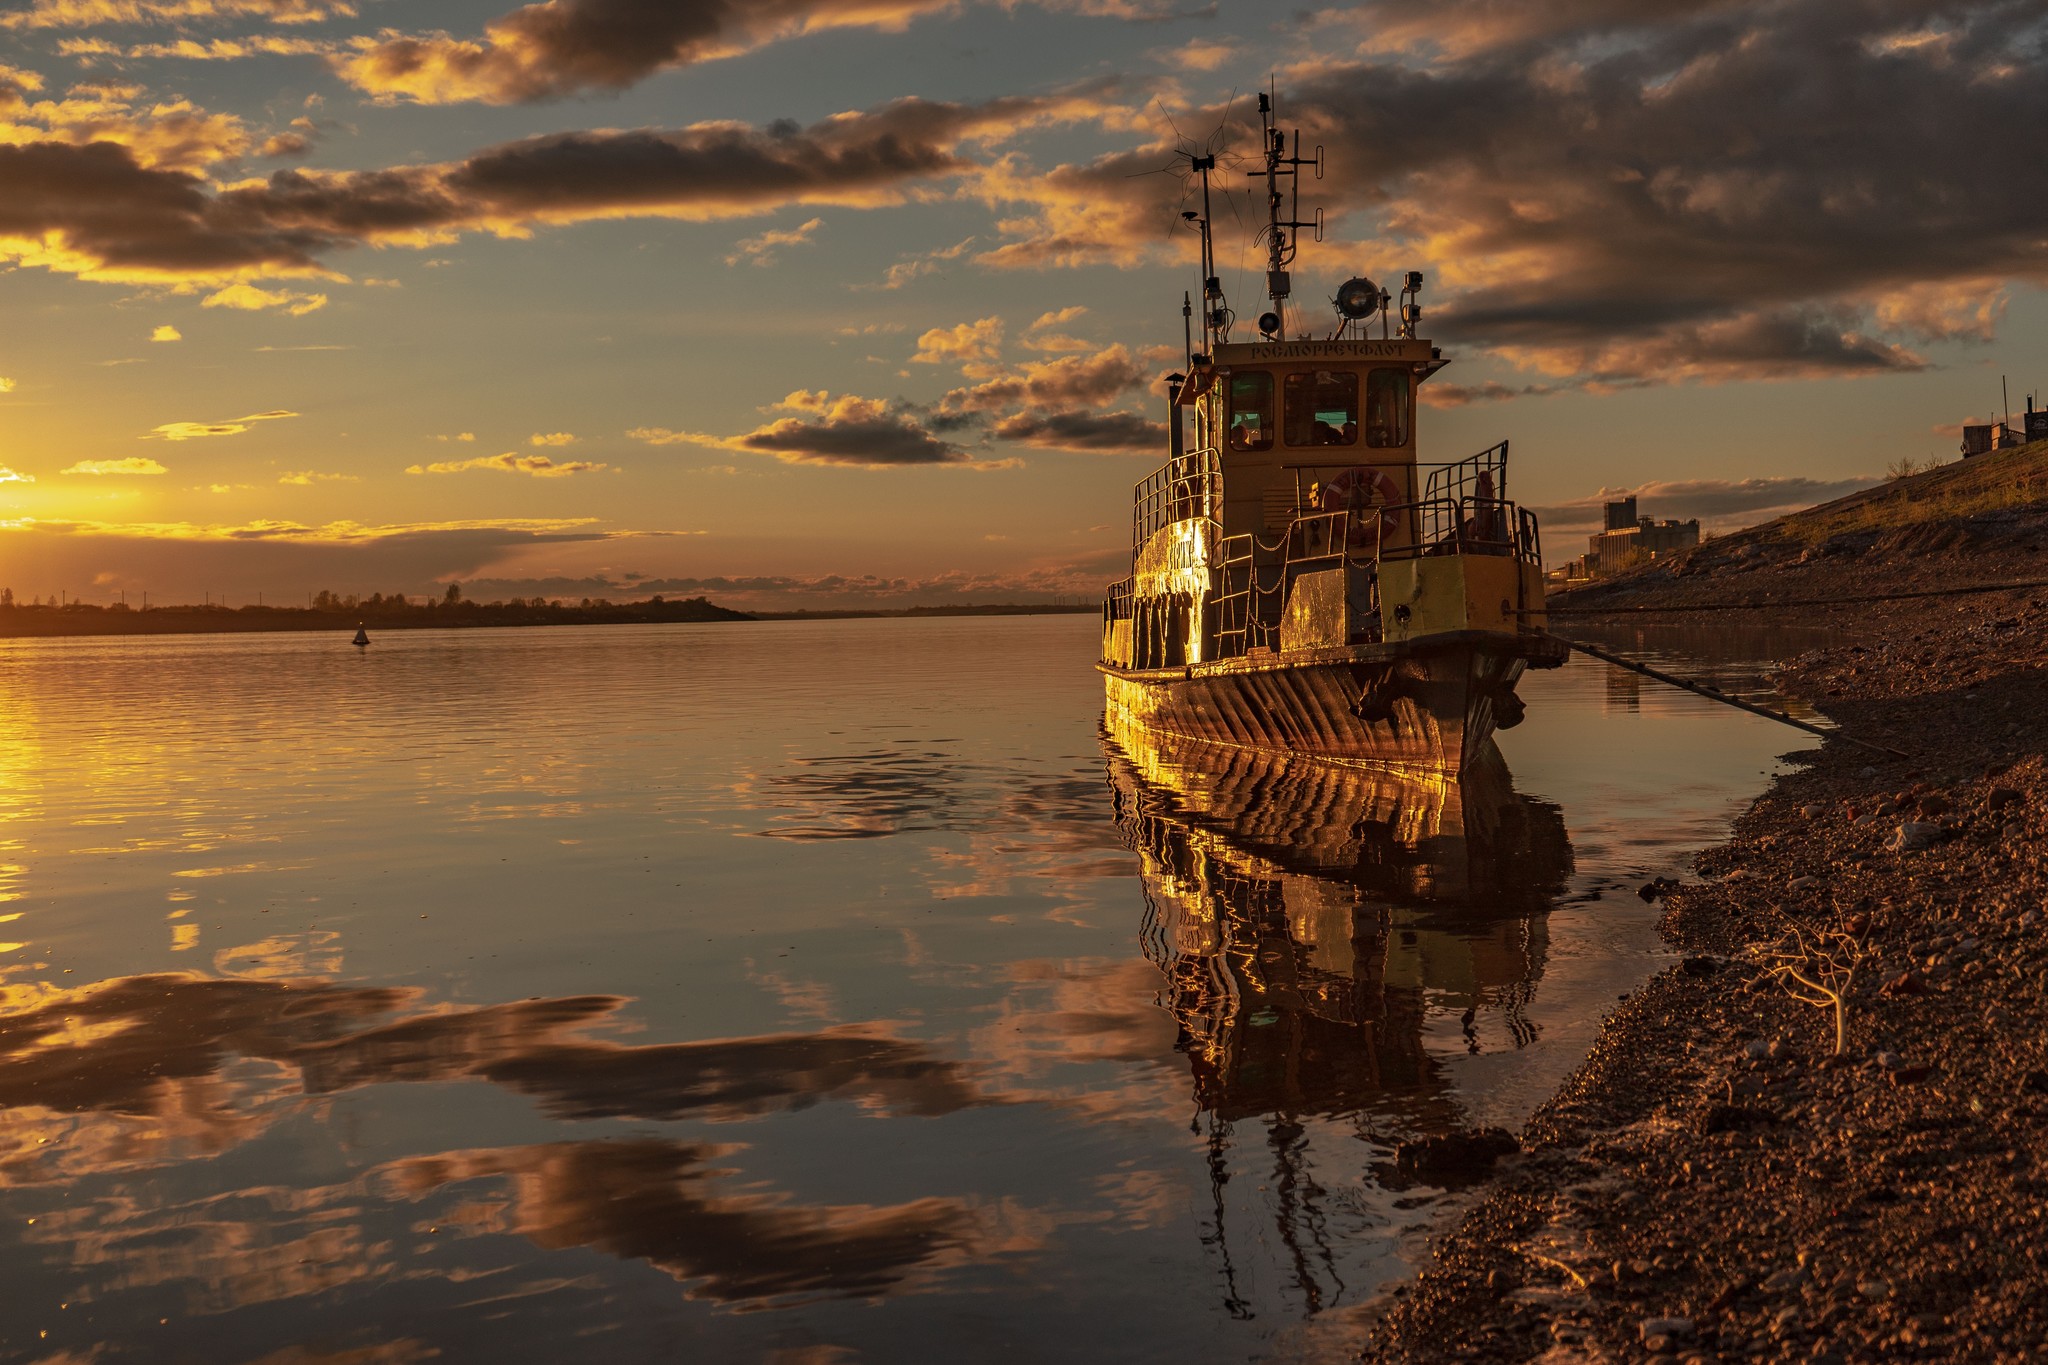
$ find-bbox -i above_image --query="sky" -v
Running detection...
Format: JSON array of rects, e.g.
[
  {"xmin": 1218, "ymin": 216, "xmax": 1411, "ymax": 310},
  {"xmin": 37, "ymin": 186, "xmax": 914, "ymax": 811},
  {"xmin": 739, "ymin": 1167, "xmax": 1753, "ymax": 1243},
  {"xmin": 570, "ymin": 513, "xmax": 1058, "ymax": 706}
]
[{"xmin": 1, "ymin": 0, "xmax": 2044, "ymax": 610}]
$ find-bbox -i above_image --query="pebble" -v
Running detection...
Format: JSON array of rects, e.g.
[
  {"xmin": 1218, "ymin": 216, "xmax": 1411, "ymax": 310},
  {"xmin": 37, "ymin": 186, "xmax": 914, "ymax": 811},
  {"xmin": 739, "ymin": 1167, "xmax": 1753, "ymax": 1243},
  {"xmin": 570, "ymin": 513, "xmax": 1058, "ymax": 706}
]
[
  {"xmin": 1857, "ymin": 1279, "xmax": 1893, "ymax": 1300},
  {"xmin": 1788, "ymin": 874, "xmax": 1824, "ymax": 890},
  {"xmin": 1745, "ymin": 1039, "xmax": 1771, "ymax": 1060},
  {"xmin": 1886, "ymin": 821, "xmax": 1942, "ymax": 853},
  {"xmin": 1640, "ymin": 1316, "xmax": 1694, "ymax": 1341},
  {"xmin": 1800, "ymin": 804, "xmax": 1827, "ymax": 819}
]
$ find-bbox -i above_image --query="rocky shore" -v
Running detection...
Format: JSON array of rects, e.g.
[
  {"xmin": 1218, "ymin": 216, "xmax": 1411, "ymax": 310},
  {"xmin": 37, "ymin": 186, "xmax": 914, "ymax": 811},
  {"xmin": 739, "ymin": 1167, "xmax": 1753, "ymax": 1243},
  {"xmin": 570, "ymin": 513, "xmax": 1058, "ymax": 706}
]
[{"xmin": 1360, "ymin": 472, "xmax": 2048, "ymax": 1363}]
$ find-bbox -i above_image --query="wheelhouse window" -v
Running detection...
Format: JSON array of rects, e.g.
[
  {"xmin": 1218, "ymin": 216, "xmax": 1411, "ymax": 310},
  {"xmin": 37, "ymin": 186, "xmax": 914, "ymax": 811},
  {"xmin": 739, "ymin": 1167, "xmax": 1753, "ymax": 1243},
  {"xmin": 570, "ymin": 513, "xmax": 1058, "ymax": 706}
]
[
  {"xmin": 1284, "ymin": 370, "xmax": 1359, "ymax": 447},
  {"xmin": 1366, "ymin": 368, "xmax": 1411, "ymax": 448},
  {"xmin": 1227, "ymin": 371, "xmax": 1275, "ymax": 451}
]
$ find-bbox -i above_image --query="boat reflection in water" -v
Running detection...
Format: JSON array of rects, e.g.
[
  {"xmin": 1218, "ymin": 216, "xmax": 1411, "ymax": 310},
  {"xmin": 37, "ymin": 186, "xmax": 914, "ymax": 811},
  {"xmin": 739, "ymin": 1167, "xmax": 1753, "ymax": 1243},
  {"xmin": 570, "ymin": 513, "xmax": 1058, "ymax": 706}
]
[{"xmin": 1104, "ymin": 711, "xmax": 1573, "ymax": 1128}]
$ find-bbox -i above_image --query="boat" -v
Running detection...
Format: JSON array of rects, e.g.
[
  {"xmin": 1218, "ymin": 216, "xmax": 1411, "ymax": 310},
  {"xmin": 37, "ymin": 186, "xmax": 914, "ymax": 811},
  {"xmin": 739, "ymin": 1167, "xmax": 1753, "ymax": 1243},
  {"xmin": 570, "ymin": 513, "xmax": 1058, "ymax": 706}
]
[
  {"xmin": 1099, "ymin": 92, "xmax": 1563, "ymax": 774},
  {"xmin": 352, "ymin": 624, "xmax": 369, "ymax": 647}
]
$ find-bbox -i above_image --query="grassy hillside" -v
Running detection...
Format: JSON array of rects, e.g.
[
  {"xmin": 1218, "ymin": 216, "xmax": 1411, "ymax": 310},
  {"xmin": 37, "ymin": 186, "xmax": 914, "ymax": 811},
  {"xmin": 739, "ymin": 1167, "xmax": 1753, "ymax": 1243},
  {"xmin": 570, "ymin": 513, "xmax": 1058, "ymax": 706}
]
[{"xmin": 1552, "ymin": 439, "xmax": 2048, "ymax": 610}]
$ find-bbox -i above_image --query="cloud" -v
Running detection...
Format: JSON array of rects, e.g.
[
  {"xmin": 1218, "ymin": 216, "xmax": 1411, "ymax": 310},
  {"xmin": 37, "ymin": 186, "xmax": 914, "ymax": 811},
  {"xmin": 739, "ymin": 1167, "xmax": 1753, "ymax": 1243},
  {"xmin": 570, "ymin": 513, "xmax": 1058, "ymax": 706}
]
[
  {"xmin": 724, "ymin": 214, "xmax": 822, "ymax": 268},
  {"xmin": 991, "ymin": 409, "xmax": 1164, "ymax": 454},
  {"xmin": 333, "ymin": 0, "xmax": 961, "ymax": 106},
  {"xmin": 527, "ymin": 431, "xmax": 575, "ymax": 446},
  {"xmin": 146, "ymin": 409, "xmax": 297, "ymax": 440},
  {"xmin": 637, "ymin": 391, "xmax": 969, "ymax": 468},
  {"xmin": 0, "ymin": 93, "xmax": 1102, "ymax": 286},
  {"xmin": 910, "ymin": 315, "xmax": 1004, "ymax": 373},
  {"xmin": 277, "ymin": 469, "xmax": 356, "ymax": 484},
  {"xmin": 1270, "ymin": 3, "xmax": 2048, "ymax": 385},
  {"xmin": 936, "ymin": 344, "xmax": 1150, "ymax": 417},
  {"xmin": 61, "ymin": 456, "xmax": 168, "ymax": 474},
  {"xmin": 0, "ymin": 74, "xmax": 255, "ymax": 172},
  {"xmin": 201, "ymin": 282, "xmax": 327, "ymax": 314},
  {"xmin": 0, "ymin": 376, "xmax": 13, "ymax": 392},
  {"xmin": 1531, "ymin": 475, "xmax": 1881, "ymax": 536},
  {"xmin": 1, "ymin": 0, "xmax": 354, "ymax": 27},
  {"xmin": 406, "ymin": 451, "xmax": 609, "ymax": 477},
  {"xmin": 863, "ymin": 234, "xmax": 975, "ymax": 290},
  {"xmin": 151, "ymin": 324, "xmax": 181, "ymax": 341},
  {"xmin": 0, "ymin": 465, "xmax": 34, "ymax": 482}
]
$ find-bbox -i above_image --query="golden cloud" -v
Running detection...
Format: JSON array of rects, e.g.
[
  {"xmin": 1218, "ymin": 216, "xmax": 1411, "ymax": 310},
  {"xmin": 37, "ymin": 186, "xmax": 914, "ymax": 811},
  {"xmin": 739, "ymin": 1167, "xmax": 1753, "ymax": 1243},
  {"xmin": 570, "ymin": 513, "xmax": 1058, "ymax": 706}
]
[
  {"xmin": 151, "ymin": 324, "xmax": 181, "ymax": 342},
  {"xmin": 0, "ymin": 465, "xmax": 34, "ymax": 483},
  {"xmin": 0, "ymin": 77, "xmax": 252, "ymax": 172},
  {"xmin": 202, "ymin": 282, "xmax": 328, "ymax": 314},
  {"xmin": 0, "ymin": 0, "xmax": 355, "ymax": 28},
  {"xmin": 61, "ymin": 456, "xmax": 167, "ymax": 474},
  {"xmin": 910, "ymin": 315, "xmax": 1004, "ymax": 374},
  {"xmin": 406, "ymin": 451, "xmax": 610, "ymax": 477},
  {"xmin": 724, "ymin": 214, "xmax": 823, "ymax": 268},
  {"xmin": 527, "ymin": 431, "xmax": 576, "ymax": 447},
  {"xmin": 277, "ymin": 469, "xmax": 356, "ymax": 484},
  {"xmin": 146, "ymin": 409, "xmax": 298, "ymax": 441}
]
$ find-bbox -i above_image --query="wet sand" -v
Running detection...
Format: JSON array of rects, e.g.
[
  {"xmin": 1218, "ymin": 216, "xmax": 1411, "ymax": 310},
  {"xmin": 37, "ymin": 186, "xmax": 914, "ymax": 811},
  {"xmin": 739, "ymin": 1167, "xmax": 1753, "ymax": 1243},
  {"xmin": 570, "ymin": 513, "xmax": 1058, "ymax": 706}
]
[{"xmin": 1362, "ymin": 536, "xmax": 2048, "ymax": 1362}]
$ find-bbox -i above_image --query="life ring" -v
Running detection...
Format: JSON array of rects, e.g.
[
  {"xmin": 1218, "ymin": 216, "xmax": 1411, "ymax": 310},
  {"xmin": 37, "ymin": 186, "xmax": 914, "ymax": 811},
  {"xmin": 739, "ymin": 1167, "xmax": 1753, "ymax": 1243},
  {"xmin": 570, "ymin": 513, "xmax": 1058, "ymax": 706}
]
[{"xmin": 1319, "ymin": 466, "xmax": 1401, "ymax": 536}]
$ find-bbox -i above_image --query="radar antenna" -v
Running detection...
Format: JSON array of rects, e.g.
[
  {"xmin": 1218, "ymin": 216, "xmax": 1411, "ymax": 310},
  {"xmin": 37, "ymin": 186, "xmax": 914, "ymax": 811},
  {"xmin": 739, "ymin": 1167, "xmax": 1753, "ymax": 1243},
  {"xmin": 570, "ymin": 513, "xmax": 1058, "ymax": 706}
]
[{"xmin": 1248, "ymin": 86, "xmax": 1322, "ymax": 340}]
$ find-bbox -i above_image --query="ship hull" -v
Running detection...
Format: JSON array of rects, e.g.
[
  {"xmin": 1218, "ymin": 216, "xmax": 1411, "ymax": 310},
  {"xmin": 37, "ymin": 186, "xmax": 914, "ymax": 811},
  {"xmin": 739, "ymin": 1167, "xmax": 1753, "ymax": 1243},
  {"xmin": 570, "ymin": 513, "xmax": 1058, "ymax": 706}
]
[{"xmin": 1100, "ymin": 629, "xmax": 1567, "ymax": 774}]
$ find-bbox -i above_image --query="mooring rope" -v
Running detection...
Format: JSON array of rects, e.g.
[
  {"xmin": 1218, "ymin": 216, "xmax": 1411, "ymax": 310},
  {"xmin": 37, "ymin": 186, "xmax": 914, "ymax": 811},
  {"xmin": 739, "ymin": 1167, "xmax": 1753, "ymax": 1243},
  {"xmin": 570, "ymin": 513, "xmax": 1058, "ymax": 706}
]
[{"xmin": 1546, "ymin": 633, "xmax": 1912, "ymax": 760}]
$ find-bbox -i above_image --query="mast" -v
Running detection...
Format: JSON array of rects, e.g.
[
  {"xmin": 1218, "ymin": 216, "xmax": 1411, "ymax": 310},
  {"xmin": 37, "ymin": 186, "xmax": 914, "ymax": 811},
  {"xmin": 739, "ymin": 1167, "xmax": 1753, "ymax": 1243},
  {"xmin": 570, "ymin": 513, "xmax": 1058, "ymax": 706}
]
[{"xmin": 1250, "ymin": 89, "xmax": 1321, "ymax": 340}]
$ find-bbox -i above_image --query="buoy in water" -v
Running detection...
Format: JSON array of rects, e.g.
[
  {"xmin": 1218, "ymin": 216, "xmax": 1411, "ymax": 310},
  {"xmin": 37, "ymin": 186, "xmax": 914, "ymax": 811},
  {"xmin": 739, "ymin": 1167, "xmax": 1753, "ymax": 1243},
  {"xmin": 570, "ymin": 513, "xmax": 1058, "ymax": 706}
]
[{"xmin": 352, "ymin": 624, "xmax": 370, "ymax": 647}]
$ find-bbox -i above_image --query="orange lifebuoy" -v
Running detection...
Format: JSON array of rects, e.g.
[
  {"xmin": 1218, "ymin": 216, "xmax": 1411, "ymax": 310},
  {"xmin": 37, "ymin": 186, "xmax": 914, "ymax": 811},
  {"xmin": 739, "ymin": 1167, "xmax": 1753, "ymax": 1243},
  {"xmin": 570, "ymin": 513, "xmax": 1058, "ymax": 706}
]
[{"xmin": 1319, "ymin": 466, "xmax": 1401, "ymax": 536}]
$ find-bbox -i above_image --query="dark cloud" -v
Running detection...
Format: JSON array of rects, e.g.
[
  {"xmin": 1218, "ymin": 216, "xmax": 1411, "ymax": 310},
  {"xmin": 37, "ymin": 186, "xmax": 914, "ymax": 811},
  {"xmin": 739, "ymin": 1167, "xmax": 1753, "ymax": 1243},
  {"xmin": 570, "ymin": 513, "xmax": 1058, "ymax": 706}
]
[
  {"xmin": 971, "ymin": 1, "xmax": 2048, "ymax": 385},
  {"xmin": 723, "ymin": 397, "xmax": 968, "ymax": 467},
  {"xmin": 991, "ymin": 409, "xmax": 1166, "ymax": 453},
  {"xmin": 337, "ymin": 0, "xmax": 961, "ymax": 105},
  {"xmin": 0, "ymin": 96, "xmax": 1059, "ymax": 283},
  {"xmin": 1281, "ymin": 0, "xmax": 2048, "ymax": 380}
]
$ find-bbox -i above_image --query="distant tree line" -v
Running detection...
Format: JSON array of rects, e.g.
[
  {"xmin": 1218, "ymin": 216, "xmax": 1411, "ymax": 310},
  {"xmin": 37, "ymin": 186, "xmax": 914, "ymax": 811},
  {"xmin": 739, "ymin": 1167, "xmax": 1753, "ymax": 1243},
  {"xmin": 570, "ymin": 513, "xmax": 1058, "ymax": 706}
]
[{"xmin": 0, "ymin": 585, "xmax": 752, "ymax": 635}]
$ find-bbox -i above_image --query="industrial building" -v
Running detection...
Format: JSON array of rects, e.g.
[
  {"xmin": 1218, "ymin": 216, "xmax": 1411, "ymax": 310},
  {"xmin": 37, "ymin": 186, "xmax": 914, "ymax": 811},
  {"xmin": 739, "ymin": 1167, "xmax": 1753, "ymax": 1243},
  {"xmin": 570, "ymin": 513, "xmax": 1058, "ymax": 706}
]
[{"xmin": 1549, "ymin": 496, "xmax": 1701, "ymax": 584}]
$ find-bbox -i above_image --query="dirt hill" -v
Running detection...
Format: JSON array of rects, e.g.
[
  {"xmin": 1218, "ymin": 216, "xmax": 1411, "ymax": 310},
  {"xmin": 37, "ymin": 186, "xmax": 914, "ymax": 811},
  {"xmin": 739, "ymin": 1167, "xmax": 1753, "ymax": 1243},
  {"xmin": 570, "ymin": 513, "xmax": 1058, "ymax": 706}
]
[{"xmin": 1550, "ymin": 441, "xmax": 2048, "ymax": 612}]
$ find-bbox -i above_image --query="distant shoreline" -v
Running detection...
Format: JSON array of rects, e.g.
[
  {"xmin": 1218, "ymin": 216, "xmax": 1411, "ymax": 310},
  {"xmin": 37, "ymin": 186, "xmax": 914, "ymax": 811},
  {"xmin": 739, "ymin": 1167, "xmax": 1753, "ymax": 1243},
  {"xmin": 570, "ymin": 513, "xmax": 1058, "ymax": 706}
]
[{"xmin": 0, "ymin": 599, "xmax": 1097, "ymax": 639}]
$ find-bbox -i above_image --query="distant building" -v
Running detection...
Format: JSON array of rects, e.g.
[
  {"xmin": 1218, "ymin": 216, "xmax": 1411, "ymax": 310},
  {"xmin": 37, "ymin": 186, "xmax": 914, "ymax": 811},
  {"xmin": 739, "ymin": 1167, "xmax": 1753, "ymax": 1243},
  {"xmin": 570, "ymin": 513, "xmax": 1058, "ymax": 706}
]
[
  {"xmin": 1548, "ymin": 500, "xmax": 1701, "ymax": 583},
  {"xmin": 1960, "ymin": 422, "xmax": 2026, "ymax": 458}
]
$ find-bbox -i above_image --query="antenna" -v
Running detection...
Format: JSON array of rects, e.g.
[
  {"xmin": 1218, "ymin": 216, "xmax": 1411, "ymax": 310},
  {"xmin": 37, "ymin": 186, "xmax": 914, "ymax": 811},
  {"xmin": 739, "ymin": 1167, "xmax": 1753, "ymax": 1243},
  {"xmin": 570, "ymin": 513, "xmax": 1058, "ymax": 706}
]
[
  {"xmin": 1188, "ymin": 154, "xmax": 1232, "ymax": 352},
  {"xmin": 1248, "ymin": 86, "xmax": 1322, "ymax": 339}
]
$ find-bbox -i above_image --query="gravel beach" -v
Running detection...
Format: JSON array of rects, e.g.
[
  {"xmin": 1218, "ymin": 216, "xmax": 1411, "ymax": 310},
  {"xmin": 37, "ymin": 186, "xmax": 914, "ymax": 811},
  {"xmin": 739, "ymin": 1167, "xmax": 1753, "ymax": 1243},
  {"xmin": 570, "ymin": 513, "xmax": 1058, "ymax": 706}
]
[{"xmin": 1360, "ymin": 471, "xmax": 2048, "ymax": 1364}]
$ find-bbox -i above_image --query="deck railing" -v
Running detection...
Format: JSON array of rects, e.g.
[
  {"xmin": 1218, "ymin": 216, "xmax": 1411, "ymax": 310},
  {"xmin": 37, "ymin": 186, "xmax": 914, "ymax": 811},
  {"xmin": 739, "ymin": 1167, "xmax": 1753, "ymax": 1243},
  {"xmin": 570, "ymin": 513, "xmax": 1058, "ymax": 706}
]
[
  {"xmin": 1132, "ymin": 447, "xmax": 1221, "ymax": 546},
  {"xmin": 1424, "ymin": 439, "xmax": 1509, "ymax": 508},
  {"xmin": 1102, "ymin": 576, "xmax": 1133, "ymax": 622},
  {"xmin": 1207, "ymin": 494, "xmax": 1541, "ymax": 659}
]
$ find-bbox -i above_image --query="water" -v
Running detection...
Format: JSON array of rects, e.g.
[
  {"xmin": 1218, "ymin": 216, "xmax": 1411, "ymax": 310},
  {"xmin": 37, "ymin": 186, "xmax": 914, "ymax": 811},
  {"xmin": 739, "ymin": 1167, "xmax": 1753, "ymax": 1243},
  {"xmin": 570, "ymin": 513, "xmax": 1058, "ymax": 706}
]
[{"xmin": 0, "ymin": 616, "xmax": 1818, "ymax": 1363}]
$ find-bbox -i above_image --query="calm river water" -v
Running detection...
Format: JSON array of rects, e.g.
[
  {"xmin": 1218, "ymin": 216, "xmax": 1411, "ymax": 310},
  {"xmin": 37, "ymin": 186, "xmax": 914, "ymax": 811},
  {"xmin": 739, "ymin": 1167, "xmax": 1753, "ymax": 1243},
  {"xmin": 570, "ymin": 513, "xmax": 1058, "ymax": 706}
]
[{"xmin": 0, "ymin": 616, "xmax": 1824, "ymax": 1363}]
